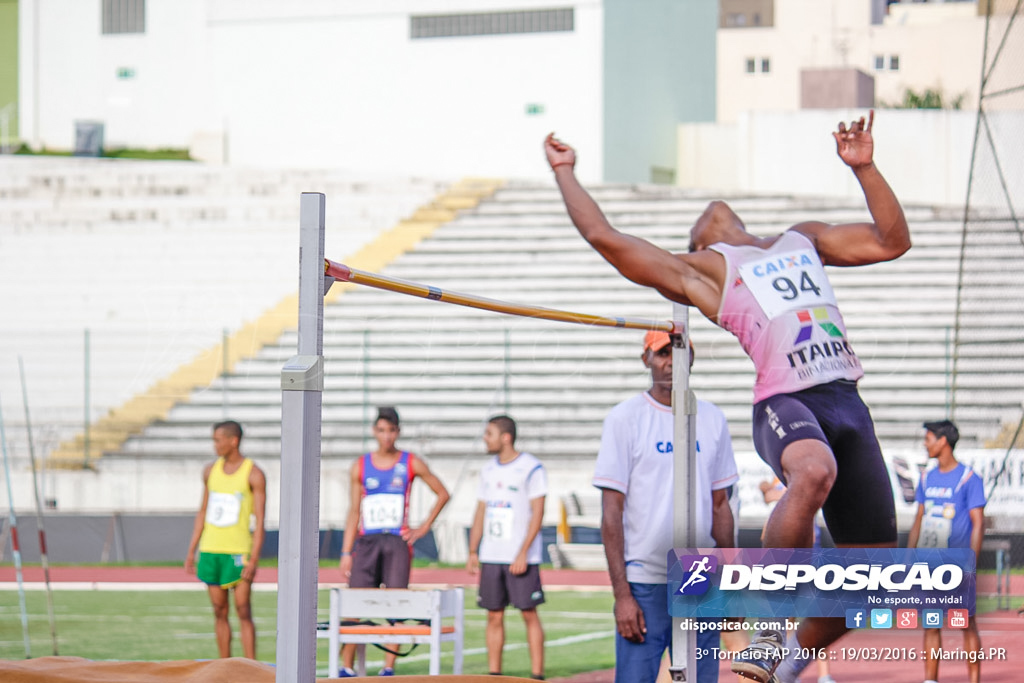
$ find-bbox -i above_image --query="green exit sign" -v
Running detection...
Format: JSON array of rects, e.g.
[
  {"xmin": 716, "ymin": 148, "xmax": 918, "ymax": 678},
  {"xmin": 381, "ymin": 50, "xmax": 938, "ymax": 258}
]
[
  {"xmin": 117, "ymin": 67, "xmax": 136, "ymax": 80},
  {"xmin": 525, "ymin": 103, "xmax": 545, "ymax": 116}
]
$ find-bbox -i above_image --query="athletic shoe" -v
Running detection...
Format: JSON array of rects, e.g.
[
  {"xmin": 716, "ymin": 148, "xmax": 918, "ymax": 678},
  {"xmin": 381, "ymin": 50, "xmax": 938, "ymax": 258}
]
[
  {"xmin": 731, "ymin": 628, "xmax": 786, "ymax": 683},
  {"xmin": 338, "ymin": 667, "xmax": 357, "ymax": 678},
  {"xmin": 378, "ymin": 667, "xmax": 395, "ymax": 676}
]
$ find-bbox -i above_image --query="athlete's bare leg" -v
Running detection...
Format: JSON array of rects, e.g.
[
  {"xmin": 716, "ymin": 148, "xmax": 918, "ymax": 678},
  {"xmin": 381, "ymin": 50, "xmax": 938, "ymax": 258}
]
[
  {"xmin": 207, "ymin": 585, "xmax": 232, "ymax": 658},
  {"xmin": 233, "ymin": 579, "xmax": 256, "ymax": 659},
  {"xmin": 762, "ymin": 439, "xmax": 835, "ymax": 549}
]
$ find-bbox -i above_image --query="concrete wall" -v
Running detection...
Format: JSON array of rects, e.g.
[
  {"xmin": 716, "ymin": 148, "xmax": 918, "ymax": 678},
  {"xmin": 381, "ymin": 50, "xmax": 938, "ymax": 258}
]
[
  {"xmin": 17, "ymin": 0, "xmax": 608, "ymax": 181},
  {"xmin": 17, "ymin": 0, "xmax": 214, "ymax": 151},
  {"xmin": 0, "ymin": 0, "xmax": 17, "ymax": 140},
  {"xmin": 676, "ymin": 108, "xmax": 1024, "ymax": 208},
  {"xmin": 206, "ymin": 0, "xmax": 605, "ymax": 180},
  {"xmin": 8, "ymin": 448, "xmax": 1022, "ymax": 538},
  {"xmin": 601, "ymin": 0, "xmax": 717, "ymax": 183}
]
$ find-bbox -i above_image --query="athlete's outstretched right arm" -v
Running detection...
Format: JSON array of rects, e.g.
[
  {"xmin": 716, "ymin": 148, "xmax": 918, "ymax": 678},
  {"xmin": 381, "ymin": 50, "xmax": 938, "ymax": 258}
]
[{"xmin": 544, "ymin": 134, "xmax": 720, "ymax": 315}]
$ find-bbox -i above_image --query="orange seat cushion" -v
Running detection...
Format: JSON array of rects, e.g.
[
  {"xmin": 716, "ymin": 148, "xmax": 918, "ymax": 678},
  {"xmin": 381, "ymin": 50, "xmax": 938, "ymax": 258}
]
[{"xmin": 337, "ymin": 625, "xmax": 456, "ymax": 636}]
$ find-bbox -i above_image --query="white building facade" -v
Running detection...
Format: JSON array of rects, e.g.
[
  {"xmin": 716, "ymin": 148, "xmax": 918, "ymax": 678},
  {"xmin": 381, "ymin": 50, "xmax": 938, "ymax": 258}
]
[
  {"xmin": 717, "ymin": 0, "xmax": 1023, "ymax": 123},
  {"xmin": 16, "ymin": 0, "xmax": 717, "ymax": 182}
]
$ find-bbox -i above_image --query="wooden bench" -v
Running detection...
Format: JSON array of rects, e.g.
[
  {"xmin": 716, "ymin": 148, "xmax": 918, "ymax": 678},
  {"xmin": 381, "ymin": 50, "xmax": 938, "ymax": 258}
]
[{"xmin": 318, "ymin": 587, "xmax": 464, "ymax": 677}]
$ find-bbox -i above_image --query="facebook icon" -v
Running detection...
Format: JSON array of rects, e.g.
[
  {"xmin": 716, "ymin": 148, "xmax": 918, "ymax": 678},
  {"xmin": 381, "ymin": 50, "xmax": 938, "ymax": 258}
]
[{"xmin": 845, "ymin": 609, "xmax": 866, "ymax": 629}]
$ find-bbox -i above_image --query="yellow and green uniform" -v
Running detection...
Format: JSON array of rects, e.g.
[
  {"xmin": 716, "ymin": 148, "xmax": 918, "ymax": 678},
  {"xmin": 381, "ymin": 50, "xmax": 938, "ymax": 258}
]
[{"xmin": 197, "ymin": 457, "xmax": 254, "ymax": 587}]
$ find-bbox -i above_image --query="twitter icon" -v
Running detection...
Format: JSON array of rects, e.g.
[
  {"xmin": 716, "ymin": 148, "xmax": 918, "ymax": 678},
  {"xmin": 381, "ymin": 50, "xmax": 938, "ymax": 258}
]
[{"xmin": 870, "ymin": 609, "xmax": 893, "ymax": 629}]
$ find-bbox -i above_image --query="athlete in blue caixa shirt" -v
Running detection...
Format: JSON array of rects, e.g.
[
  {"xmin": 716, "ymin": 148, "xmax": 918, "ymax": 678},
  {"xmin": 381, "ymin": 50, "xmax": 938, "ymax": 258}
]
[{"xmin": 908, "ymin": 419, "xmax": 985, "ymax": 683}]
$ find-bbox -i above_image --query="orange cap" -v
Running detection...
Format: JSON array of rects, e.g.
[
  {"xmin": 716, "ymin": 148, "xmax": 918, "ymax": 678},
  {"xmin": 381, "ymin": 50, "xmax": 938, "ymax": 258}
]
[
  {"xmin": 643, "ymin": 331, "xmax": 672, "ymax": 353},
  {"xmin": 642, "ymin": 331, "xmax": 695, "ymax": 359}
]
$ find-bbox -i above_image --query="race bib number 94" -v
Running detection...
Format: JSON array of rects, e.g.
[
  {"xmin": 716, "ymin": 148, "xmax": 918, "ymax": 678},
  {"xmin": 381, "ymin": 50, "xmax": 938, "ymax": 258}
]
[{"xmin": 739, "ymin": 248, "xmax": 838, "ymax": 319}]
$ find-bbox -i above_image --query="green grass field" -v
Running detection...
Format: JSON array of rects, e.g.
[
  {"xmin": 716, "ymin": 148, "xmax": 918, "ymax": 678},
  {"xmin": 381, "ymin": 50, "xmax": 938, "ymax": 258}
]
[
  {"xmin": 1, "ymin": 585, "xmax": 1014, "ymax": 678},
  {"xmin": 0, "ymin": 587, "xmax": 616, "ymax": 678}
]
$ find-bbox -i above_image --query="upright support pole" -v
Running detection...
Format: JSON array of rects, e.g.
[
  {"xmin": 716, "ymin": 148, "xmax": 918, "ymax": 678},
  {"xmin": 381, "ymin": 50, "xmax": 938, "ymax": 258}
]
[
  {"xmin": 276, "ymin": 193, "xmax": 327, "ymax": 683},
  {"xmin": 669, "ymin": 303, "xmax": 698, "ymax": 681},
  {"xmin": 19, "ymin": 358, "xmax": 59, "ymax": 655},
  {"xmin": 0, "ymin": 397, "xmax": 32, "ymax": 658},
  {"xmin": 222, "ymin": 328, "xmax": 230, "ymax": 419},
  {"xmin": 362, "ymin": 329, "xmax": 370, "ymax": 454},
  {"xmin": 503, "ymin": 327, "xmax": 511, "ymax": 413},
  {"xmin": 84, "ymin": 329, "xmax": 91, "ymax": 468}
]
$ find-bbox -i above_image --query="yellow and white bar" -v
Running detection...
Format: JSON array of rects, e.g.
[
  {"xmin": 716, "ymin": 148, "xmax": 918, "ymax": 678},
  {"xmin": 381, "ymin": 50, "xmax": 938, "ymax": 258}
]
[{"xmin": 325, "ymin": 259, "xmax": 680, "ymax": 334}]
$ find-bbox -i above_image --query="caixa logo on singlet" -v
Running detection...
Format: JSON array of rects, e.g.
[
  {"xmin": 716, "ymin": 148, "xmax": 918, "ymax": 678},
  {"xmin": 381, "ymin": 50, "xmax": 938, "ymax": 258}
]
[{"xmin": 675, "ymin": 555, "xmax": 718, "ymax": 596}]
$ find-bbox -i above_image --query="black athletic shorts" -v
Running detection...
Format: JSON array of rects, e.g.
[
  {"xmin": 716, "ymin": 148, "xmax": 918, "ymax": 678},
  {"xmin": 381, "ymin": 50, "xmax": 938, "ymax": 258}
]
[
  {"xmin": 477, "ymin": 563, "xmax": 545, "ymax": 611},
  {"xmin": 349, "ymin": 533, "xmax": 412, "ymax": 589},
  {"xmin": 751, "ymin": 379, "xmax": 897, "ymax": 545}
]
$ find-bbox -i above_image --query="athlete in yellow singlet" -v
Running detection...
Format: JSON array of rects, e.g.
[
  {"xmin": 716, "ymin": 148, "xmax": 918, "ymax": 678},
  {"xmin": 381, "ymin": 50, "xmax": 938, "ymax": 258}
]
[{"xmin": 185, "ymin": 420, "xmax": 267, "ymax": 659}]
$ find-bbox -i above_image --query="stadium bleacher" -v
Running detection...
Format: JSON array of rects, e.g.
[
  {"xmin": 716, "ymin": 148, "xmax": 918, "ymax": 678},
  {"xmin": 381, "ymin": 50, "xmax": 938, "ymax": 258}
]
[
  {"xmin": 107, "ymin": 182, "xmax": 1018, "ymax": 464},
  {"xmin": 3, "ymin": 159, "xmax": 1022, "ymax": 538},
  {"xmin": 0, "ymin": 155, "xmax": 449, "ymax": 464}
]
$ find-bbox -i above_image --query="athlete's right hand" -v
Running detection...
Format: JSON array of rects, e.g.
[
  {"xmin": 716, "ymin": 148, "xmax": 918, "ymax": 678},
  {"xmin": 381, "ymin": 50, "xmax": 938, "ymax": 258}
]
[
  {"xmin": 340, "ymin": 554, "xmax": 353, "ymax": 580},
  {"xmin": 184, "ymin": 556, "xmax": 195, "ymax": 575},
  {"xmin": 466, "ymin": 553, "xmax": 479, "ymax": 575},
  {"xmin": 614, "ymin": 595, "xmax": 647, "ymax": 643},
  {"xmin": 544, "ymin": 133, "xmax": 576, "ymax": 172}
]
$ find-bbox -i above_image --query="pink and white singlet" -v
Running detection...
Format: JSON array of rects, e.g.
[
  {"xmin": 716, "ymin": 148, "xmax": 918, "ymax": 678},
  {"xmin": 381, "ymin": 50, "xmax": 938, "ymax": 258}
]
[{"xmin": 710, "ymin": 231, "xmax": 863, "ymax": 403}]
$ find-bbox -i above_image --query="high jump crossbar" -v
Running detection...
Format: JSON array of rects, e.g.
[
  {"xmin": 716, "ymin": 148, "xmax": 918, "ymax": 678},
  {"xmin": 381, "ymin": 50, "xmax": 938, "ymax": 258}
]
[
  {"xmin": 326, "ymin": 259, "xmax": 698, "ymax": 680},
  {"xmin": 325, "ymin": 259, "xmax": 681, "ymax": 334}
]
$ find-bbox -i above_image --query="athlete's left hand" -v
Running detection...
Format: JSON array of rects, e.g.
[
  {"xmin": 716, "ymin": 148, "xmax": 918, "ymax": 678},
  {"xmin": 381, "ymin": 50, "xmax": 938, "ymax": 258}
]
[
  {"xmin": 241, "ymin": 559, "xmax": 258, "ymax": 582},
  {"xmin": 402, "ymin": 525, "xmax": 427, "ymax": 545},
  {"xmin": 833, "ymin": 110, "xmax": 875, "ymax": 169},
  {"xmin": 510, "ymin": 552, "xmax": 528, "ymax": 576}
]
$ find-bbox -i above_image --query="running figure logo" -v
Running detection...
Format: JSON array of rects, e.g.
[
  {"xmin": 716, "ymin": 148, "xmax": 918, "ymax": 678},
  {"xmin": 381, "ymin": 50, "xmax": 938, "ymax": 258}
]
[{"xmin": 675, "ymin": 554, "xmax": 718, "ymax": 596}]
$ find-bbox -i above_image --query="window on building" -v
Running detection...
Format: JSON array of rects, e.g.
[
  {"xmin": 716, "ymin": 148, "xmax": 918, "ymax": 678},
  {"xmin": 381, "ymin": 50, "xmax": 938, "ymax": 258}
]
[
  {"xmin": 889, "ymin": 55, "xmax": 900, "ymax": 71},
  {"xmin": 102, "ymin": 0, "xmax": 145, "ymax": 35},
  {"xmin": 874, "ymin": 55, "xmax": 886, "ymax": 70},
  {"xmin": 410, "ymin": 8, "xmax": 574, "ymax": 39},
  {"xmin": 726, "ymin": 13, "xmax": 747, "ymax": 27},
  {"xmin": 746, "ymin": 58, "xmax": 757, "ymax": 74},
  {"xmin": 761, "ymin": 58, "xmax": 771, "ymax": 73}
]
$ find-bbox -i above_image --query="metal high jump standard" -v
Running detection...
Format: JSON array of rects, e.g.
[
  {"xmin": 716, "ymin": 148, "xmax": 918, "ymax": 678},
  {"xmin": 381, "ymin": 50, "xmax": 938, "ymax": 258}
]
[{"xmin": 276, "ymin": 193, "xmax": 700, "ymax": 682}]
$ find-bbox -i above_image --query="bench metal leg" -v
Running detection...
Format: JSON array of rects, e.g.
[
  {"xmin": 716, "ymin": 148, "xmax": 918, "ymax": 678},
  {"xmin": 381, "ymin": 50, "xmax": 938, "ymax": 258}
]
[
  {"xmin": 996, "ymin": 549, "xmax": 1008, "ymax": 611},
  {"xmin": 328, "ymin": 588, "xmax": 340, "ymax": 678},
  {"xmin": 356, "ymin": 644, "xmax": 367, "ymax": 676}
]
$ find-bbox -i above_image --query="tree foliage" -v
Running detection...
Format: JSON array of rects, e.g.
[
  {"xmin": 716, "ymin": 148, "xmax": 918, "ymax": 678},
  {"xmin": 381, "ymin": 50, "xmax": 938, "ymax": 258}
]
[{"xmin": 885, "ymin": 87, "xmax": 966, "ymax": 110}]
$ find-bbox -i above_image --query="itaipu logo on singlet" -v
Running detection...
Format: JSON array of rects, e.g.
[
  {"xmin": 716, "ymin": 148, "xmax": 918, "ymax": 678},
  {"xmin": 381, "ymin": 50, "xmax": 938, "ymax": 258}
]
[{"xmin": 738, "ymin": 246, "xmax": 861, "ymax": 383}]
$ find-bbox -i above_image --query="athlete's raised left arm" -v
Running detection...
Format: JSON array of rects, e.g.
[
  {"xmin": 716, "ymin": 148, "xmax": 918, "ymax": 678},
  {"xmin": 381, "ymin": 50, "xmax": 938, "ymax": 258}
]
[
  {"xmin": 511, "ymin": 495, "xmax": 546, "ymax": 576},
  {"xmin": 794, "ymin": 111, "xmax": 911, "ymax": 267},
  {"xmin": 243, "ymin": 464, "xmax": 267, "ymax": 582},
  {"xmin": 404, "ymin": 456, "xmax": 450, "ymax": 544},
  {"xmin": 969, "ymin": 506, "xmax": 985, "ymax": 561}
]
